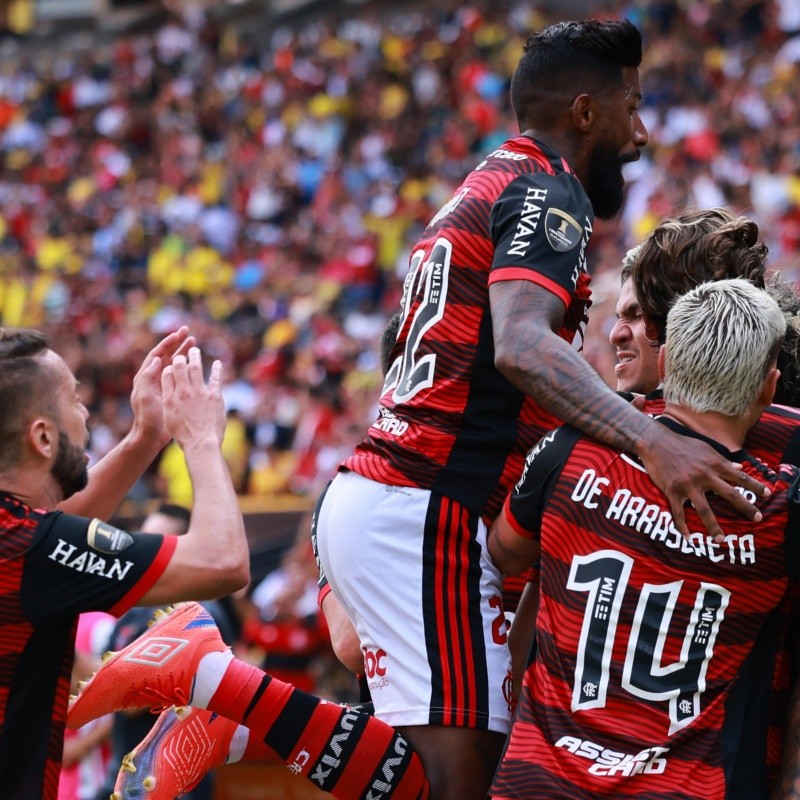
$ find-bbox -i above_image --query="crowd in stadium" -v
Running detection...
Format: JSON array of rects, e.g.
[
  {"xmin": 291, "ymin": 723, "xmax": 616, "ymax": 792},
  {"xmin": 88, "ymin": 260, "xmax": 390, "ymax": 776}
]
[{"xmin": 0, "ymin": 0, "xmax": 798, "ymax": 505}]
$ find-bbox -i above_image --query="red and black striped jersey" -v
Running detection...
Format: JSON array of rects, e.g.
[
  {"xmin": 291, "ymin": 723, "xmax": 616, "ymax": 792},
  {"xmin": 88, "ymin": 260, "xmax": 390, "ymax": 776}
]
[
  {"xmin": 0, "ymin": 492, "xmax": 176, "ymax": 800},
  {"xmin": 491, "ymin": 419, "xmax": 800, "ymax": 800},
  {"xmin": 641, "ymin": 392, "xmax": 800, "ymax": 792},
  {"xmin": 343, "ymin": 135, "xmax": 594, "ymax": 521},
  {"xmin": 640, "ymin": 390, "xmax": 800, "ymax": 467}
]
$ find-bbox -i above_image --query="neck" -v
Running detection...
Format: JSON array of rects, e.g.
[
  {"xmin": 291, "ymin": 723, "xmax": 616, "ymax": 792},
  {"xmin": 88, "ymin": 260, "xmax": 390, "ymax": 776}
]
[
  {"xmin": 0, "ymin": 469, "xmax": 62, "ymax": 510},
  {"xmin": 519, "ymin": 128, "xmax": 580, "ymax": 172},
  {"xmin": 660, "ymin": 404, "xmax": 755, "ymax": 452}
]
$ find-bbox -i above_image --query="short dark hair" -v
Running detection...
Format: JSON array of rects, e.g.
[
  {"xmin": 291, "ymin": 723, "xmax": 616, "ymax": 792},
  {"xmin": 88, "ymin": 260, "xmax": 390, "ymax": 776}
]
[
  {"xmin": 0, "ymin": 329, "xmax": 57, "ymax": 466},
  {"xmin": 0, "ymin": 327, "xmax": 49, "ymax": 359},
  {"xmin": 629, "ymin": 208, "xmax": 768, "ymax": 344},
  {"xmin": 510, "ymin": 19, "xmax": 642, "ymax": 126}
]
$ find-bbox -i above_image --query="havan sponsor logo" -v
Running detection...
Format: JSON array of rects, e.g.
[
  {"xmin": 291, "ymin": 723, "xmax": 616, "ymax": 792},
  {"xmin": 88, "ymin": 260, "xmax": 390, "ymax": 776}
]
[
  {"xmin": 506, "ymin": 186, "xmax": 548, "ymax": 258},
  {"xmin": 48, "ymin": 538, "xmax": 134, "ymax": 580}
]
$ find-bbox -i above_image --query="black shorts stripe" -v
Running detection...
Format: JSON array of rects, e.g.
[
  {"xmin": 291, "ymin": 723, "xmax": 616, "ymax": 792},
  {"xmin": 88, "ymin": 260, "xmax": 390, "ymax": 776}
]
[{"xmin": 422, "ymin": 491, "xmax": 492, "ymax": 727}]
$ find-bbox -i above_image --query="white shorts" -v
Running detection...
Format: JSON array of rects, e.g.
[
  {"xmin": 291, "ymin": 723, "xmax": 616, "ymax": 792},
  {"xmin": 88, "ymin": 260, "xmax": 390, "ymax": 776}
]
[{"xmin": 314, "ymin": 471, "xmax": 513, "ymax": 734}]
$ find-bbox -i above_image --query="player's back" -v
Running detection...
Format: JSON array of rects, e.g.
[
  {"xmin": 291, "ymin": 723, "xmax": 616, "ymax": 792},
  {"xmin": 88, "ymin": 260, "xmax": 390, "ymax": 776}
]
[
  {"xmin": 639, "ymin": 394, "xmax": 800, "ymax": 795},
  {"xmin": 344, "ymin": 135, "xmax": 593, "ymax": 519},
  {"xmin": 494, "ymin": 421, "xmax": 800, "ymax": 800}
]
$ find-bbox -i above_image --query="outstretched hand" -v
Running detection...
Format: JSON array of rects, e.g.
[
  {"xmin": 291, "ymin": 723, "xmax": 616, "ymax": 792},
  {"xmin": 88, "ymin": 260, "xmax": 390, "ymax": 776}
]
[
  {"xmin": 162, "ymin": 346, "xmax": 225, "ymax": 449},
  {"xmin": 129, "ymin": 326, "xmax": 194, "ymax": 449},
  {"xmin": 640, "ymin": 426, "xmax": 768, "ymax": 540}
]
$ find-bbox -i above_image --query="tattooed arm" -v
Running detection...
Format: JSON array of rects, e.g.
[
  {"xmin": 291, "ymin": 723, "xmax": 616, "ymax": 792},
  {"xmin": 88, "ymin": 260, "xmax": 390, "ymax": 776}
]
[{"xmin": 489, "ymin": 279, "xmax": 766, "ymax": 538}]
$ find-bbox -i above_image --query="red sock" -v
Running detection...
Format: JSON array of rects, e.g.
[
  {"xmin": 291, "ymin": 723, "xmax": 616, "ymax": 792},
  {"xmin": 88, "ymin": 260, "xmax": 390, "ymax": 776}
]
[
  {"xmin": 241, "ymin": 732, "xmax": 278, "ymax": 763},
  {"xmin": 207, "ymin": 657, "xmax": 429, "ymax": 800}
]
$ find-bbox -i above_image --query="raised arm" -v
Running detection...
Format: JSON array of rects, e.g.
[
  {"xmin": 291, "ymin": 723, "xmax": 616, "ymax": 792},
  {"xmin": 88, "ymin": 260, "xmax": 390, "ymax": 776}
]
[
  {"xmin": 137, "ymin": 347, "xmax": 249, "ymax": 605},
  {"xmin": 58, "ymin": 327, "xmax": 193, "ymax": 519},
  {"xmin": 490, "ymin": 280, "xmax": 767, "ymax": 538}
]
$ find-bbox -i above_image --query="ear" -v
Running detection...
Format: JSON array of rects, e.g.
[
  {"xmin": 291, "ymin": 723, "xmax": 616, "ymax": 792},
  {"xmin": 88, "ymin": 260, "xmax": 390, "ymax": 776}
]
[
  {"xmin": 759, "ymin": 366, "xmax": 780, "ymax": 408},
  {"xmin": 27, "ymin": 417, "xmax": 56, "ymax": 460},
  {"xmin": 644, "ymin": 314, "xmax": 661, "ymax": 343},
  {"xmin": 658, "ymin": 345, "xmax": 666, "ymax": 383},
  {"xmin": 570, "ymin": 94, "xmax": 594, "ymax": 133}
]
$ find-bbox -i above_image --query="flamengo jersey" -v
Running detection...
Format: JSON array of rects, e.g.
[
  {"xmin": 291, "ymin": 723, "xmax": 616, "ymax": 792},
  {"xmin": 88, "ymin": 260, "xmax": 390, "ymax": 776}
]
[
  {"xmin": 343, "ymin": 135, "xmax": 594, "ymax": 521},
  {"xmin": 641, "ymin": 390, "xmax": 800, "ymax": 795},
  {"xmin": 0, "ymin": 492, "xmax": 176, "ymax": 800},
  {"xmin": 491, "ymin": 419, "xmax": 800, "ymax": 800},
  {"xmin": 640, "ymin": 389, "xmax": 800, "ymax": 469}
]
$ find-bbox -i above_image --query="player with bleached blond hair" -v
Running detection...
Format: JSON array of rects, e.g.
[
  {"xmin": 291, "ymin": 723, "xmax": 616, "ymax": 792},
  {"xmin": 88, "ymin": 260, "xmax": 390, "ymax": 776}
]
[{"xmin": 490, "ymin": 279, "xmax": 796, "ymax": 799}]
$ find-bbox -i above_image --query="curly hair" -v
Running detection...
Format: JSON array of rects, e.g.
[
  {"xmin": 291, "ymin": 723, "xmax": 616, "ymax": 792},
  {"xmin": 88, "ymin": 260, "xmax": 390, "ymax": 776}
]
[
  {"xmin": 630, "ymin": 208, "xmax": 768, "ymax": 343},
  {"xmin": 765, "ymin": 271, "xmax": 800, "ymax": 407}
]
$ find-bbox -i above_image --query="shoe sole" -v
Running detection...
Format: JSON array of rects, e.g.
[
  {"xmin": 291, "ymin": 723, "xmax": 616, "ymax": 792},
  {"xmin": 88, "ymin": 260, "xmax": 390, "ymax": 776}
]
[{"xmin": 113, "ymin": 705, "xmax": 229, "ymax": 800}]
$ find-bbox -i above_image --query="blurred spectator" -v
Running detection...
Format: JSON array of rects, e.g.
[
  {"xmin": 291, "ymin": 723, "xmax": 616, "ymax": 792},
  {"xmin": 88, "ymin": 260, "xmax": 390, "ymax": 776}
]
[{"xmin": 242, "ymin": 529, "xmax": 332, "ymax": 693}]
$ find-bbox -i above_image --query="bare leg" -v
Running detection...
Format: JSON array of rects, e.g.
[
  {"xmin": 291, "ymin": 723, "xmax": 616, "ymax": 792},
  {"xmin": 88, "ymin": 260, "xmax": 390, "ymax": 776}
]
[{"xmin": 398, "ymin": 725, "xmax": 506, "ymax": 800}]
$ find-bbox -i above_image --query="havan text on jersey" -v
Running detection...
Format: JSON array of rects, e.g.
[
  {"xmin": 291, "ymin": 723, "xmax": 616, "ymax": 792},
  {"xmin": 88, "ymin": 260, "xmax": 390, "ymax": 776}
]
[{"xmin": 48, "ymin": 538, "xmax": 134, "ymax": 580}]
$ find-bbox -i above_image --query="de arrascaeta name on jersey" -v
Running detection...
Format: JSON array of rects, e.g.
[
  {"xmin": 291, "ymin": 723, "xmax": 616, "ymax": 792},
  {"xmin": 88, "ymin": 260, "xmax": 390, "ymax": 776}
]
[{"xmin": 571, "ymin": 464, "xmax": 757, "ymax": 566}]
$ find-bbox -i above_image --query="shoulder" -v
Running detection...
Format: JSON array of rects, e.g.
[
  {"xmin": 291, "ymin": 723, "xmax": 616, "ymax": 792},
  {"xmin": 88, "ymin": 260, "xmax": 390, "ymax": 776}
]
[
  {"xmin": 746, "ymin": 404, "xmax": 800, "ymax": 465},
  {"xmin": 515, "ymin": 425, "xmax": 584, "ymax": 494}
]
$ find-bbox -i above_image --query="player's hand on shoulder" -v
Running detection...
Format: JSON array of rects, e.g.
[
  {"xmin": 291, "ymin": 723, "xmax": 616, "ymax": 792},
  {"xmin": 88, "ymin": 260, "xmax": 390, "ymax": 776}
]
[
  {"xmin": 639, "ymin": 425, "xmax": 768, "ymax": 541},
  {"xmin": 161, "ymin": 346, "xmax": 225, "ymax": 450}
]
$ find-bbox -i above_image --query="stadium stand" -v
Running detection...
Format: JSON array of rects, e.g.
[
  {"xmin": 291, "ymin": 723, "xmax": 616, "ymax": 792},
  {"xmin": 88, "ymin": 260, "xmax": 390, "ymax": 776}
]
[{"xmin": 0, "ymin": 0, "xmax": 797, "ymax": 511}]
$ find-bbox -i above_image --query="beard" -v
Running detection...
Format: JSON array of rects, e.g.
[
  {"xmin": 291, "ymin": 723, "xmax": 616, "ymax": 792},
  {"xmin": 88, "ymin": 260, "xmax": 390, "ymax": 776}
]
[
  {"xmin": 51, "ymin": 431, "xmax": 89, "ymax": 500},
  {"xmin": 585, "ymin": 142, "xmax": 627, "ymax": 220}
]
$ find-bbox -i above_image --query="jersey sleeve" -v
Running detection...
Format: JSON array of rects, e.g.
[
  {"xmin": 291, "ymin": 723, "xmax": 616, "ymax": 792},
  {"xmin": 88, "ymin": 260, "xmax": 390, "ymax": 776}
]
[
  {"xmin": 488, "ymin": 170, "xmax": 593, "ymax": 307},
  {"xmin": 502, "ymin": 425, "xmax": 582, "ymax": 537},
  {"xmin": 22, "ymin": 510, "xmax": 177, "ymax": 625}
]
